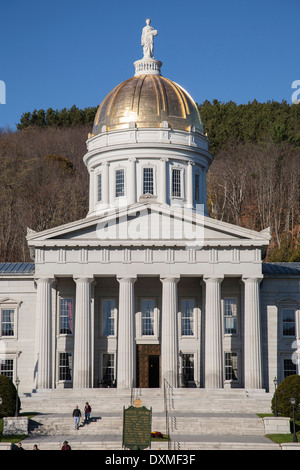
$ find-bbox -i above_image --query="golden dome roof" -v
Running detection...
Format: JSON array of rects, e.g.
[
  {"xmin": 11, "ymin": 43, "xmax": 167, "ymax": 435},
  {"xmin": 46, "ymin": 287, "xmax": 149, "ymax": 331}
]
[{"xmin": 92, "ymin": 74, "xmax": 203, "ymax": 135}]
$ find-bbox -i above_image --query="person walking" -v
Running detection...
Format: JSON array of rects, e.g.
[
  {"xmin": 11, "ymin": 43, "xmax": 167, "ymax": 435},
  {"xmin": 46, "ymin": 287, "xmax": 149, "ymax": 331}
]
[
  {"xmin": 72, "ymin": 405, "xmax": 81, "ymax": 430},
  {"xmin": 84, "ymin": 402, "xmax": 92, "ymax": 424}
]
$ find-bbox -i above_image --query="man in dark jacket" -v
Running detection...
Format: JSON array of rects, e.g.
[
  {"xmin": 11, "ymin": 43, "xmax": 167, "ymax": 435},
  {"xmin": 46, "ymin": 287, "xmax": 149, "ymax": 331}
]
[{"xmin": 72, "ymin": 405, "xmax": 81, "ymax": 430}]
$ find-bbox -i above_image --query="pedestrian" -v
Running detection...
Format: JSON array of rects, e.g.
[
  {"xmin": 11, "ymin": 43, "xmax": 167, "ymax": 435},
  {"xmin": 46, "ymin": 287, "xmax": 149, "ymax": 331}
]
[
  {"xmin": 72, "ymin": 405, "xmax": 81, "ymax": 430},
  {"xmin": 15, "ymin": 442, "xmax": 25, "ymax": 450},
  {"xmin": 61, "ymin": 440, "xmax": 71, "ymax": 450},
  {"xmin": 84, "ymin": 402, "xmax": 92, "ymax": 424},
  {"xmin": 33, "ymin": 444, "xmax": 39, "ymax": 450}
]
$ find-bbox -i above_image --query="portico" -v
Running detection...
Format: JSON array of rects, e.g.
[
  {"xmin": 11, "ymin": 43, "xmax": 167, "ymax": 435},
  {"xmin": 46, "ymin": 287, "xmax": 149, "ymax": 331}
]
[{"xmin": 30, "ymin": 203, "xmax": 269, "ymax": 392}]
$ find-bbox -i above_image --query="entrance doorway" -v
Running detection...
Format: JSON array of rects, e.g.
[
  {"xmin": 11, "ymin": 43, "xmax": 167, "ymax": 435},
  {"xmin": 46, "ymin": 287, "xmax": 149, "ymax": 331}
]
[
  {"xmin": 137, "ymin": 344, "xmax": 160, "ymax": 388},
  {"xmin": 149, "ymin": 355, "xmax": 159, "ymax": 387}
]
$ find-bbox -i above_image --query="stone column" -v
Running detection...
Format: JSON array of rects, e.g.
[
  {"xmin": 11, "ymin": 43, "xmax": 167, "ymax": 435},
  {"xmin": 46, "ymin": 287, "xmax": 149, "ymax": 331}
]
[
  {"xmin": 160, "ymin": 157, "xmax": 168, "ymax": 204},
  {"xmin": 117, "ymin": 277, "xmax": 136, "ymax": 388},
  {"xmin": 89, "ymin": 168, "xmax": 95, "ymax": 213},
  {"xmin": 186, "ymin": 161, "xmax": 194, "ymax": 208},
  {"xmin": 73, "ymin": 277, "xmax": 93, "ymax": 389},
  {"xmin": 128, "ymin": 158, "xmax": 136, "ymax": 205},
  {"xmin": 35, "ymin": 277, "xmax": 54, "ymax": 389},
  {"xmin": 201, "ymin": 167, "xmax": 208, "ymax": 215},
  {"xmin": 243, "ymin": 276, "xmax": 263, "ymax": 389},
  {"xmin": 204, "ymin": 276, "xmax": 224, "ymax": 388},
  {"xmin": 102, "ymin": 161, "xmax": 110, "ymax": 208},
  {"xmin": 161, "ymin": 276, "xmax": 179, "ymax": 388}
]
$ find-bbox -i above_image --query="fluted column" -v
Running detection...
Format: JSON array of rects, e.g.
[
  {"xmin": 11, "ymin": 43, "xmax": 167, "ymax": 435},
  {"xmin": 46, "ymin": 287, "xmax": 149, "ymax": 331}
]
[
  {"xmin": 128, "ymin": 158, "xmax": 136, "ymax": 205},
  {"xmin": 35, "ymin": 277, "xmax": 54, "ymax": 389},
  {"xmin": 160, "ymin": 157, "xmax": 168, "ymax": 204},
  {"xmin": 73, "ymin": 277, "xmax": 93, "ymax": 388},
  {"xmin": 102, "ymin": 161, "xmax": 110, "ymax": 207},
  {"xmin": 161, "ymin": 276, "xmax": 179, "ymax": 388},
  {"xmin": 243, "ymin": 276, "xmax": 263, "ymax": 389},
  {"xmin": 117, "ymin": 277, "xmax": 136, "ymax": 388},
  {"xmin": 204, "ymin": 276, "xmax": 224, "ymax": 388},
  {"xmin": 186, "ymin": 161, "xmax": 194, "ymax": 208}
]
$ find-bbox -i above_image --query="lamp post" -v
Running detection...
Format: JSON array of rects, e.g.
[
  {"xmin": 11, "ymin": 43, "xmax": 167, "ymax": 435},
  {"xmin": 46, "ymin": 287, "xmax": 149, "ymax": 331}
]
[
  {"xmin": 15, "ymin": 377, "xmax": 20, "ymax": 417},
  {"xmin": 273, "ymin": 377, "xmax": 278, "ymax": 417},
  {"xmin": 290, "ymin": 397, "xmax": 298, "ymax": 442}
]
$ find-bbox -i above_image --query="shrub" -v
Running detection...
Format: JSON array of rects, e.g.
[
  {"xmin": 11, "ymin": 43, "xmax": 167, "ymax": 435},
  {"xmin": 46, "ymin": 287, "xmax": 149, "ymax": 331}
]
[
  {"xmin": 0, "ymin": 375, "xmax": 20, "ymax": 418},
  {"xmin": 271, "ymin": 375, "xmax": 300, "ymax": 420}
]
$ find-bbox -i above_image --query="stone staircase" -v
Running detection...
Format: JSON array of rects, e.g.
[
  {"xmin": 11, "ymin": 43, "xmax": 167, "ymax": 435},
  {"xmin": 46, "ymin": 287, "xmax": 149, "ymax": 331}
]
[{"xmin": 19, "ymin": 388, "xmax": 280, "ymax": 450}]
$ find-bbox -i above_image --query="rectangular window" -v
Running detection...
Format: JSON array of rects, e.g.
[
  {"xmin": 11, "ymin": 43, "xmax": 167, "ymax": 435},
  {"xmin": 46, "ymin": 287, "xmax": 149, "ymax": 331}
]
[
  {"xmin": 102, "ymin": 299, "xmax": 116, "ymax": 336},
  {"xmin": 224, "ymin": 298, "xmax": 237, "ymax": 335},
  {"xmin": 181, "ymin": 300, "xmax": 194, "ymax": 336},
  {"xmin": 1, "ymin": 309, "xmax": 15, "ymax": 336},
  {"xmin": 142, "ymin": 299, "xmax": 155, "ymax": 336},
  {"xmin": 284, "ymin": 359, "xmax": 296, "ymax": 378},
  {"xmin": 195, "ymin": 173, "xmax": 200, "ymax": 202},
  {"xmin": 59, "ymin": 298, "xmax": 73, "ymax": 334},
  {"xmin": 181, "ymin": 354, "xmax": 194, "ymax": 383},
  {"xmin": 59, "ymin": 352, "xmax": 72, "ymax": 381},
  {"xmin": 172, "ymin": 169, "xmax": 181, "ymax": 197},
  {"xmin": 282, "ymin": 308, "xmax": 296, "ymax": 336},
  {"xmin": 115, "ymin": 169, "xmax": 125, "ymax": 197},
  {"xmin": 0, "ymin": 359, "xmax": 14, "ymax": 381},
  {"xmin": 143, "ymin": 167, "xmax": 154, "ymax": 194},
  {"xmin": 97, "ymin": 173, "xmax": 102, "ymax": 202},
  {"xmin": 225, "ymin": 352, "xmax": 238, "ymax": 381},
  {"xmin": 102, "ymin": 353, "xmax": 115, "ymax": 384}
]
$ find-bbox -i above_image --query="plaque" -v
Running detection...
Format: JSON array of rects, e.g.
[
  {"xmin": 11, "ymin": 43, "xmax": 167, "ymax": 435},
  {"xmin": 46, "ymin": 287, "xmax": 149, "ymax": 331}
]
[{"xmin": 123, "ymin": 402, "xmax": 152, "ymax": 450}]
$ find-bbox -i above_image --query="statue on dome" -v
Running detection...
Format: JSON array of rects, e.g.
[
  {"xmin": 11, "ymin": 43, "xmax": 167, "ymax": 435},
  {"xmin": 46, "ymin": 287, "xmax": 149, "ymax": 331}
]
[{"xmin": 141, "ymin": 18, "xmax": 157, "ymax": 59}]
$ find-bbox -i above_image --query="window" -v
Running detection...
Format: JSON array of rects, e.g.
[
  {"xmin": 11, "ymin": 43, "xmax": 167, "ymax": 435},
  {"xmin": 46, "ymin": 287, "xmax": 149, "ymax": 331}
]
[
  {"xmin": 1, "ymin": 309, "xmax": 15, "ymax": 336},
  {"xmin": 172, "ymin": 168, "xmax": 181, "ymax": 197},
  {"xmin": 225, "ymin": 352, "xmax": 238, "ymax": 381},
  {"xmin": 102, "ymin": 299, "xmax": 116, "ymax": 336},
  {"xmin": 224, "ymin": 298, "xmax": 237, "ymax": 335},
  {"xmin": 282, "ymin": 308, "xmax": 296, "ymax": 336},
  {"xmin": 195, "ymin": 173, "xmax": 200, "ymax": 202},
  {"xmin": 115, "ymin": 169, "xmax": 125, "ymax": 197},
  {"xmin": 181, "ymin": 299, "xmax": 194, "ymax": 336},
  {"xmin": 97, "ymin": 173, "xmax": 102, "ymax": 202},
  {"xmin": 181, "ymin": 354, "xmax": 194, "ymax": 383},
  {"xmin": 59, "ymin": 298, "xmax": 73, "ymax": 335},
  {"xmin": 284, "ymin": 359, "xmax": 296, "ymax": 378},
  {"xmin": 142, "ymin": 299, "xmax": 155, "ymax": 336},
  {"xmin": 0, "ymin": 359, "xmax": 14, "ymax": 381},
  {"xmin": 59, "ymin": 352, "xmax": 72, "ymax": 381},
  {"xmin": 143, "ymin": 167, "xmax": 154, "ymax": 194},
  {"xmin": 102, "ymin": 353, "xmax": 115, "ymax": 384}
]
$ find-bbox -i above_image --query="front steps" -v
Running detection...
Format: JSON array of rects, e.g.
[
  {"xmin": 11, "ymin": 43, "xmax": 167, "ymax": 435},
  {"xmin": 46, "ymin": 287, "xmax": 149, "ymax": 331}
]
[{"xmin": 19, "ymin": 388, "xmax": 280, "ymax": 450}]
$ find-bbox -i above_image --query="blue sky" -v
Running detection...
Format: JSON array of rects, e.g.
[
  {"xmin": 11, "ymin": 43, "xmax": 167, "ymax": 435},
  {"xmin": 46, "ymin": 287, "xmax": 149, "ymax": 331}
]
[{"xmin": 0, "ymin": 0, "xmax": 299, "ymax": 130}]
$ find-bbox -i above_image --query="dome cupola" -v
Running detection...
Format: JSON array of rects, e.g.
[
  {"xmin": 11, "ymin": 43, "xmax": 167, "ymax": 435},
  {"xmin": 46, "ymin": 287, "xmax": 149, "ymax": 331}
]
[{"xmin": 84, "ymin": 19, "xmax": 212, "ymax": 217}]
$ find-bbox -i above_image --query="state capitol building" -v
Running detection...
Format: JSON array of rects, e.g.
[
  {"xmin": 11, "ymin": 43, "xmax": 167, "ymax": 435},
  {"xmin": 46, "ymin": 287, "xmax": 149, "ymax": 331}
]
[{"xmin": 0, "ymin": 20, "xmax": 300, "ymax": 397}]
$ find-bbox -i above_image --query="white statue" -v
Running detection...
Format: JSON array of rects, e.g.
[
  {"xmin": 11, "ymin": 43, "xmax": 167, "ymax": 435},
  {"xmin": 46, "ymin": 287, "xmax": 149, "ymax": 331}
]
[{"xmin": 141, "ymin": 19, "xmax": 157, "ymax": 59}]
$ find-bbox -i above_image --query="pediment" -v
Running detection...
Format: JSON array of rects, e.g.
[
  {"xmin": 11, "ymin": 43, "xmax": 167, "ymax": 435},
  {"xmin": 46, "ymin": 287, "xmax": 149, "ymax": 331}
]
[{"xmin": 26, "ymin": 203, "xmax": 271, "ymax": 249}]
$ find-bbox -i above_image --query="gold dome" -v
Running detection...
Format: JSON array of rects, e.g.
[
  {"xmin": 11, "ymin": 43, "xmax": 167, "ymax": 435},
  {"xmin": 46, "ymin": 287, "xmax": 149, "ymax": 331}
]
[{"xmin": 92, "ymin": 74, "xmax": 203, "ymax": 135}]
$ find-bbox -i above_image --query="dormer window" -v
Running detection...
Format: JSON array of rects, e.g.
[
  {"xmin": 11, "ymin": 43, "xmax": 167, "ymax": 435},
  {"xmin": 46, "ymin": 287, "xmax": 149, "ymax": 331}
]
[
  {"xmin": 115, "ymin": 169, "xmax": 125, "ymax": 197},
  {"xmin": 172, "ymin": 168, "xmax": 181, "ymax": 197},
  {"xmin": 143, "ymin": 167, "xmax": 154, "ymax": 194}
]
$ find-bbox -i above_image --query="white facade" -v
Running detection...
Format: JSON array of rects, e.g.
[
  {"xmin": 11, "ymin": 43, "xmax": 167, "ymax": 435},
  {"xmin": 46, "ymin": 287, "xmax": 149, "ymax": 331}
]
[{"xmin": 1, "ymin": 22, "xmax": 300, "ymax": 396}]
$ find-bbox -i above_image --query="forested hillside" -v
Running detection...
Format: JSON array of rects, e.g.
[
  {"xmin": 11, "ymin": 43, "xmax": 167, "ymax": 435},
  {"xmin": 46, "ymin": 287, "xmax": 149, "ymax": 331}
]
[{"xmin": 0, "ymin": 99, "xmax": 299, "ymax": 262}]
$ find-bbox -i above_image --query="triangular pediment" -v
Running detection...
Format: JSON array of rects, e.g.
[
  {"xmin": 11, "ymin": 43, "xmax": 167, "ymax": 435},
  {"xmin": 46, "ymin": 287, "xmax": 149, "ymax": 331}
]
[{"xmin": 26, "ymin": 203, "xmax": 270, "ymax": 249}]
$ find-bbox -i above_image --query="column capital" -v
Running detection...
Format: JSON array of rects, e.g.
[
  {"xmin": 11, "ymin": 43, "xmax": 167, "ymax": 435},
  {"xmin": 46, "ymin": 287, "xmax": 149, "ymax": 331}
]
[
  {"xmin": 117, "ymin": 276, "xmax": 137, "ymax": 284},
  {"xmin": 73, "ymin": 276, "xmax": 94, "ymax": 283},
  {"xmin": 203, "ymin": 275, "xmax": 224, "ymax": 284},
  {"xmin": 160, "ymin": 276, "xmax": 180, "ymax": 284},
  {"xmin": 242, "ymin": 276, "xmax": 263, "ymax": 284}
]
